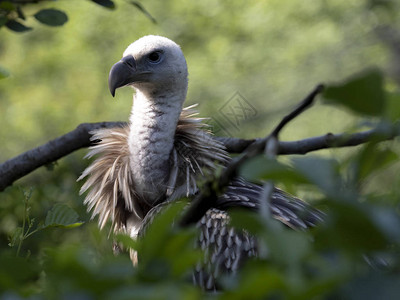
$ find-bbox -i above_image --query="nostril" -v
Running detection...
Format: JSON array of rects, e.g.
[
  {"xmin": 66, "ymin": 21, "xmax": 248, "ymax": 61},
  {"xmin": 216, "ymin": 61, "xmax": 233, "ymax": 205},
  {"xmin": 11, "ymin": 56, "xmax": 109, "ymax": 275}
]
[{"xmin": 121, "ymin": 55, "xmax": 136, "ymax": 69}]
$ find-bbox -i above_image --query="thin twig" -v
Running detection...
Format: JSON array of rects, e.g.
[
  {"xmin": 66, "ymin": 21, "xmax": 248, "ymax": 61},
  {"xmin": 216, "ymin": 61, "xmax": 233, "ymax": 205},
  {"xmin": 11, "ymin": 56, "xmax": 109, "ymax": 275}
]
[
  {"xmin": 259, "ymin": 85, "xmax": 324, "ymax": 222},
  {"xmin": 179, "ymin": 85, "xmax": 325, "ymax": 227},
  {"xmin": 270, "ymin": 84, "xmax": 324, "ymax": 138}
]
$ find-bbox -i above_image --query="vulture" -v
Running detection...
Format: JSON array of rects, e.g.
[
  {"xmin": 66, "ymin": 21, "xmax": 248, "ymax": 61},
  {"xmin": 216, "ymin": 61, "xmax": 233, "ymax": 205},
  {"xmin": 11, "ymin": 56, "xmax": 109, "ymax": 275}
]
[{"xmin": 79, "ymin": 35, "xmax": 324, "ymax": 290}]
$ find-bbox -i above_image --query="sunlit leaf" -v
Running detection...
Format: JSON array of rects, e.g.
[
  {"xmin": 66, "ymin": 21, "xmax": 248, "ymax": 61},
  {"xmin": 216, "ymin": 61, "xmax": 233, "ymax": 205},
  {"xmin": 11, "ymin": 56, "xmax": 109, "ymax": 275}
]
[
  {"xmin": 323, "ymin": 69, "xmax": 386, "ymax": 116},
  {"xmin": 34, "ymin": 9, "xmax": 68, "ymax": 26},
  {"xmin": 5, "ymin": 20, "xmax": 32, "ymax": 32},
  {"xmin": 44, "ymin": 204, "xmax": 84, "ymax": 228}
]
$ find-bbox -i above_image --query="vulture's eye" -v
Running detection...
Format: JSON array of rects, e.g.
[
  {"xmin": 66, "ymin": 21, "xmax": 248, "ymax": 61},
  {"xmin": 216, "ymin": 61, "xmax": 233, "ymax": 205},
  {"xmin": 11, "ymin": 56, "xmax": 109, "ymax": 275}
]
[{"xmin": 148, "ymin": 51, "xmax": 162, "ymax": 63}]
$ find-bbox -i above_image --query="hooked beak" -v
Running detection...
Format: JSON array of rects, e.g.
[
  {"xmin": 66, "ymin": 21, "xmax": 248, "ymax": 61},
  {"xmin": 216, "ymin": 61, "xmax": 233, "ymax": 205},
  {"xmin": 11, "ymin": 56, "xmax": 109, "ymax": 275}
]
[{"xmin": 108, "ymin": 55, "xmax": 138, "ymax": 97}]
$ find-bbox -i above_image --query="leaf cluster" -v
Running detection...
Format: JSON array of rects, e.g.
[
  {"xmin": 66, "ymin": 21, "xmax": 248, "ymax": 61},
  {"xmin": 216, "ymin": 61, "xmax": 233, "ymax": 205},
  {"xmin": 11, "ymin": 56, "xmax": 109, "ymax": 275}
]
[
  {"xmin": 0, "ymin": 1, "xmax": 68, "ymax": 32},
  {"xmin": 0, "ymin": 0, "xmax": 154, "ymax": 34}
]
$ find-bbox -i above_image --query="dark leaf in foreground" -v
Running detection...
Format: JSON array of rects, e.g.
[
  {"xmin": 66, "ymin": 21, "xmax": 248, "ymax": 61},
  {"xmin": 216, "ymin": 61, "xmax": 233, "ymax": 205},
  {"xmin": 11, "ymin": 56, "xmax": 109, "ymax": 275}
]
[
  {"xmin": 91, "ymin": 0, "xmax": 116, "ymax": 9},
  {"xmin": 239, "ymin": 155, "xmax": 308, "ymax": 186},
  {"xmin": 34, "ymin": 9, "xmax": 68, "ymax": 27},
  {"xmin": 324, "ymin": 69, "xmax": 386, "ymax": 116},
  {"xmin": 6, "ymin": 20, "xmax": 32, "ymax": 32}
]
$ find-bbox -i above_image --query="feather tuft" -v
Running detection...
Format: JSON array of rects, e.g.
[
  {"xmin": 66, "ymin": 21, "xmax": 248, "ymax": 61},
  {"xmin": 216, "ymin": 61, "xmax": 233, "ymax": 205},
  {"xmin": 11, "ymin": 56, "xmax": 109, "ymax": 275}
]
[{"xmin": 79, "ymin": 106, "xmax": 228, "ymax": 238}]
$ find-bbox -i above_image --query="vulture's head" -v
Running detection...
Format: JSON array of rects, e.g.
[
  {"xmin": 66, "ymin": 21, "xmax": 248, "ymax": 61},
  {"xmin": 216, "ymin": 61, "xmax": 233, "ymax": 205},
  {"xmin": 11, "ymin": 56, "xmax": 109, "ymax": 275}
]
[{"xmin": 108, "ymin": 35, "xmax": 188, "ymax": 98}]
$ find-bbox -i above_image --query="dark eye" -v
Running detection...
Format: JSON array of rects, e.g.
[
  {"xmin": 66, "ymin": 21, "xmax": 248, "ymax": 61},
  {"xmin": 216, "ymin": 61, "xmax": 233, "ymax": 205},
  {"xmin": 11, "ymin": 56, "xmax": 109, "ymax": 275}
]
[{"xmin": 148, "ymin": 51, "xmax": 161, "ymax": 63}]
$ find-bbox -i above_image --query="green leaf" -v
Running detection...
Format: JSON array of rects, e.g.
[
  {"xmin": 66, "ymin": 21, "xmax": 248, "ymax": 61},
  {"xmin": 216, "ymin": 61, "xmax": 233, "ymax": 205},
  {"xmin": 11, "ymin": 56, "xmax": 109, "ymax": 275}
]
[
  {"xmin": 134, "ymin": 201, "xmax": 202, "ymax": 278},
  {"xmin": 8, "ymin": 227, "xmax": 23, "ymax": 247},
  {"xmin": 369, "ymin": 206, "xmax": 400, "ymax": 243},
  {"xmin": 239, "ymin": 155, "xmax": 308, "ymax": 185},
  {"xmin": 0, "ymin": 254, "xmax": 40, "ymax": 291},
  {"xmin": 44, "ymin": 204, "xmax": 84, "ymax": 228},
  {"xmin": 163, "ymin": 229, "xmax": 201, "ymax": 276},
  {"xmin": 340, "ymin": 272, "xmax": 400, "ymax": 300},
  {"xmin": 292, "ymin": 157, "xmax": 339, "ymax": 191},
  {"xmin": 316, "ymin": 201, "xmax": 388, "ymax": 252},
  {"xmin": 5, "ymin": 20, "xmax": 32, "ymax": 32},
  {"xmin": 265, "ymin": 229, "xmax": 311, "ymax": 266},
  {"xmin": 0, "ymin": 2, "xmax": 15, "ymax": 11},
  {"xmin": 385, "ymin": 92, "xmax": 400, "ymax": 122},
  {"xmin": 353, "ymin": 142, "xmax": 398, "ymax": 181},
  {"xmin": 114, "ymin": 233, "xmax": 138, "ymax": 250},
  {"xmin": 91, "ymin": 0, "xmax": 116, "ymax": 9},
  {"xmin": 0, "ymin": 65, "xmax": 10, "ymax": 79},
  {"xmin": 34, "ymin": 9, "xmax": 68, "ymax": 27},
  {"xmin": 230, "ymin": 209, "xmax": 266, "ymax": 235},
  {"xmin": 222, "ymin": 263, "xmax": 285, "ymax": 299},
  {"xmin": 138, "ymin": 201, "xmax": 187, "ymax": 263},
  {"xmin": 0, "ymin": 16, "xmax": 8, "ymax": 28},
  {"xmin": 323, "ymin": 69, "xmax": 386, "ymax": 116}
]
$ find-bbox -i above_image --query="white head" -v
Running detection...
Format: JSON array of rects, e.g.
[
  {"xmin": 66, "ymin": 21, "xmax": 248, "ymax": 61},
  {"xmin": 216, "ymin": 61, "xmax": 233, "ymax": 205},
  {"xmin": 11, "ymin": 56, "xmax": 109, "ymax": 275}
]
[{"xmin": 108, "ymin": 35, "xmax": 188, "ymax": 99}]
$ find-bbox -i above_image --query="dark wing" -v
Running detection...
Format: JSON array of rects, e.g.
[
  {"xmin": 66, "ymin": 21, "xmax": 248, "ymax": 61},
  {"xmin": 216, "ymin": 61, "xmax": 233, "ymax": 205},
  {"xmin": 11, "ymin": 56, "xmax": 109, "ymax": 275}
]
[
  {"xmin": 193, "ymin": 208, "xmax": 257, "ymax": 290},
  {"xmin": 139, "ymin": 177, "xmax": 324, "ymax": 290},
  {"xmin": 193, "ymin": 177, "xmax": 324, "ymax": 290},
  {"xmin": 217, "ymin": 177, "xmax": 325, "ymax": 229}
]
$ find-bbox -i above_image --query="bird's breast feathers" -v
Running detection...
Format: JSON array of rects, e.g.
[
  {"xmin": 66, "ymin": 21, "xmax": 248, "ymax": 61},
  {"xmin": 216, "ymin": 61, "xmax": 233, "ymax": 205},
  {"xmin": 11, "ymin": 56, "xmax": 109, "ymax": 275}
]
[{"xmin": 78, "ymin": 105, "xmax": 229, "ymax": 237}]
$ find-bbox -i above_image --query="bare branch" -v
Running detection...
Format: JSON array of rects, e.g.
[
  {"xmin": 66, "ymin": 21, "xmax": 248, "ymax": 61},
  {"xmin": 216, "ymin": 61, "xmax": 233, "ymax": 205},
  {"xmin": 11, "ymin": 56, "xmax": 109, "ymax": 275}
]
[
  {"xmin": 0, "ymin": 122, "xmax": 124, "ymax": 192},
  {"xmin": 215, "ymin": 129, "xmax": 397, "ymax": 155},
  {"xmin": 279, "ymin": 130, "xmax": 389, "ymax": 154}
]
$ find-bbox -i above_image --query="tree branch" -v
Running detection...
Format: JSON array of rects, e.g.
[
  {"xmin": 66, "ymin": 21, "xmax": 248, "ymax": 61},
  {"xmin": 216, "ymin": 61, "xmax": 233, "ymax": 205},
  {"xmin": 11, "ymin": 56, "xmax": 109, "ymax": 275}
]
[
  {"xmin": 0, "ymin": 122, "xmax": 124, "ymax": 192},
  {"xmin": 0, "ymin": 121, "xmax": 397, "ymax": 193},
  {"xmin": 215, "ymin": 129, "xmax": 396, "ymax": 155}
]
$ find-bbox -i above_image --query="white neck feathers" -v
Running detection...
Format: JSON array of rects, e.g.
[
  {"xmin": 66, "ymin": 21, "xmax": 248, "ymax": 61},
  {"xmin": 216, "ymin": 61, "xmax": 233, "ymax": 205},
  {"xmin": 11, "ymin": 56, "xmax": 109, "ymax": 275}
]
[{"xmin": 128, "ymin": 88, "xmax": 185, "ymax": 205}]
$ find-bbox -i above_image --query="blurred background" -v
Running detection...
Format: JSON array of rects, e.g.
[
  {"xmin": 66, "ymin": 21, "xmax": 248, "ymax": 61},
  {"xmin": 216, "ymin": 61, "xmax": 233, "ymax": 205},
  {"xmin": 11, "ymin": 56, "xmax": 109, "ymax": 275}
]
[{"xmin": 1, "ymin": 0, "xmax": 400, "ymax": 273}]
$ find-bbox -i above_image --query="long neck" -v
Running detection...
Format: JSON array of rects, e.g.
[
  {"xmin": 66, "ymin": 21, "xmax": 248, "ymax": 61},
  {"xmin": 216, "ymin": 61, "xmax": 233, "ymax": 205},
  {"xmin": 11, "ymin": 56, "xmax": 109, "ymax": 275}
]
[{"xmin": 128, "ymin": 88, "xmax": 185, "ymax": 206}]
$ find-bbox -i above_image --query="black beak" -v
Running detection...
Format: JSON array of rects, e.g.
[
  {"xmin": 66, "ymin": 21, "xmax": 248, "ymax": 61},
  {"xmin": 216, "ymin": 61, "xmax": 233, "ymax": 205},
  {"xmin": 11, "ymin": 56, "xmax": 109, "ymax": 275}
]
[{"xmin": 108, "ymin": 55, "xmax": 137, "ymax": 97}]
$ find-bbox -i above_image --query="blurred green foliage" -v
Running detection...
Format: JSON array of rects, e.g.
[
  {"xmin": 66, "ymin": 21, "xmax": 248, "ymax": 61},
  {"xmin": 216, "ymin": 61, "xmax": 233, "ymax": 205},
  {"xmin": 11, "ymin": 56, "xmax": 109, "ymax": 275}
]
[{"xmin": 1, "ymin": 0, "xmax": 400, "ymax": 299}]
